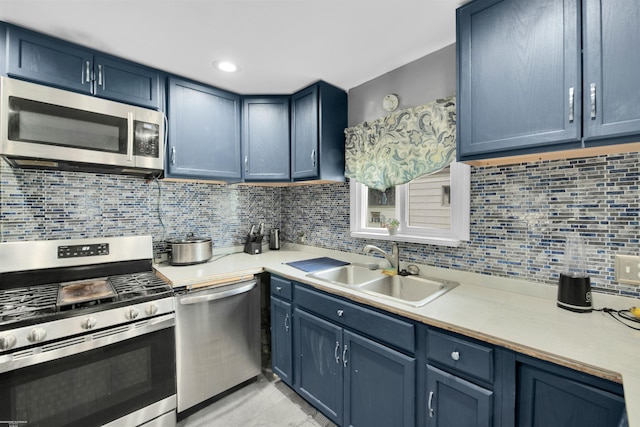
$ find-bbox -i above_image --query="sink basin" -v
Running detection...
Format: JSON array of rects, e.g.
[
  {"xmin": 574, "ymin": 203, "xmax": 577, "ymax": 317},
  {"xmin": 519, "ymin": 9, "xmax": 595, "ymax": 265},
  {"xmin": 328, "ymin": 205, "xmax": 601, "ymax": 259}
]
[
  {"xmin": 359, "ymin": 275, "xmax": 457, "ymax": 307},
  {"xmin": 308, "ymin": 264, "xmax": 457, "ymax": 307},
  {"xmin": 307, "ymin": 264, "xmax": 383, "ymax": 286}
]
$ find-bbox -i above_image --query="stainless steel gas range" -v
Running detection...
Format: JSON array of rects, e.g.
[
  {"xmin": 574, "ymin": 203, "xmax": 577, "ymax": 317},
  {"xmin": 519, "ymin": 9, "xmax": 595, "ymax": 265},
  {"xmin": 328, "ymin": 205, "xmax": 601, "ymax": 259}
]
[{"xmin": 0, "ymin": 236, "xmax": 176, "ymax": 427}]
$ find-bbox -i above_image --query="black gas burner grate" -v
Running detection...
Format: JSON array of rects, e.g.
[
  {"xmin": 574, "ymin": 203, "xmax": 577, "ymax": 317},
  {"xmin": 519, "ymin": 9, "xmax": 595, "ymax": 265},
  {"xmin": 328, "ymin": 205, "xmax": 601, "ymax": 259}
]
[
  {"xmin": 0, "ymin": 284, "xmax": 58, "ymax": 324},
  {"xmin": 110, "ymin": 272, "xmax": 172, "ymax": 299}
]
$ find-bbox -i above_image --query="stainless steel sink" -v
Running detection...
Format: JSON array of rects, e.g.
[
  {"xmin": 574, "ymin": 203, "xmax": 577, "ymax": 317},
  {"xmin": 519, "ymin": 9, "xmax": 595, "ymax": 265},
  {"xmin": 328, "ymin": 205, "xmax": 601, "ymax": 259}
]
[
  {"xmin": 308, "ymin": 264, "xmax": 457, "ymax": 307},
  {"xmin": 358, "ymin": 275, "xmax": 457, "ymax": 307},
  {"xmin": 307, "ymin": 264, "xmax": 383, "ymax": 286}
]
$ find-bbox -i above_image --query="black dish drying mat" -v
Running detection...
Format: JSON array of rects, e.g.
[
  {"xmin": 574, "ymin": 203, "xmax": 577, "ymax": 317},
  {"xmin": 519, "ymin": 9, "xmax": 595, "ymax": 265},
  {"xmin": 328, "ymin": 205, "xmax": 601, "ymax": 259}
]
[{"xmin": 286, "ymin": 257, "xmax": 350, "ymax": 272}]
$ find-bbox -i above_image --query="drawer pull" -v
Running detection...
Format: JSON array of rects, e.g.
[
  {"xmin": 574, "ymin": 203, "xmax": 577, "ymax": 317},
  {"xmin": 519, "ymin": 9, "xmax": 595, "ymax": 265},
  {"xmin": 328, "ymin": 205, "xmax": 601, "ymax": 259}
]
[
  {"xmin": 337, "ymin": 309, "xmax": 344, "ymax": 317},
  {"xmin": 284, "ymin": 313, "xmax": 290, "ymax": 332},
  {"xmin": 275, "ymin": 286, "xmax": 282, "ymax": 292},
  {"xmin": 451, "ymin": 351, "xmax": 460, "ymax": 361},
  {"xmin": 334, "ymin": 341, "xmax": 340, "ymax": 364},
  {"xmin": 428, "ymin": 391, "xmax": 434, "ymax": 417}
]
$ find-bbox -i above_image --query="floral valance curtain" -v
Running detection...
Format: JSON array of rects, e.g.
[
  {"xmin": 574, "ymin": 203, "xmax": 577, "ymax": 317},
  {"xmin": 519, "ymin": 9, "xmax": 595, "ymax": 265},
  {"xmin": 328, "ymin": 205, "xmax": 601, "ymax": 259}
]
[{"xmin": 344, "ymin": 95, "xmax": 456, "ymax": 192}]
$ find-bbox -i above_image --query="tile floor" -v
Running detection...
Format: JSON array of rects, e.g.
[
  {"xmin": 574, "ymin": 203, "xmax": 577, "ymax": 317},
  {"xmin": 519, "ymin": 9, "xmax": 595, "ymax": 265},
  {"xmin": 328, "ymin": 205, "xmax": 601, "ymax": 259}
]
[{"xmin": 178, "ymin": 375, "xmax": 337, "ymax": 427}]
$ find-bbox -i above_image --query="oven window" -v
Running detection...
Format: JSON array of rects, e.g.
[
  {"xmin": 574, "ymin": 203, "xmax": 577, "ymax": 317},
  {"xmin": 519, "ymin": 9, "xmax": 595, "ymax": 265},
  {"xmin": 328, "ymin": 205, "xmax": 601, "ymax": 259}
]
[
  {"xmin": 0, "ymin": 327, "xmax": 175, "ymax": 427},
  {"xmin": 8, "ymin": 96, "xmax": 127, "ymax": 153}
]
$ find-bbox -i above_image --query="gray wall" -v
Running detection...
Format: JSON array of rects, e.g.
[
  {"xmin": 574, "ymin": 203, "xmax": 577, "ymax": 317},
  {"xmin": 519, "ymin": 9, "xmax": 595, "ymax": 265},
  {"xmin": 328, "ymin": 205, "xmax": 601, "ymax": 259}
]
[{"xmin": 347, "ymin": 44, "xmax": 456, "ymax": 126}]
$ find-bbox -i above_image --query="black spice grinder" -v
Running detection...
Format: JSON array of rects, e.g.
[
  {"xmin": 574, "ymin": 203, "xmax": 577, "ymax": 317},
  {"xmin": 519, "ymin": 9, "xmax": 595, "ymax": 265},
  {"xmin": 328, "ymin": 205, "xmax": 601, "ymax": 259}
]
[{"xmin": 557, "ymin": 237, "xmax": 592, "ymax": 313}]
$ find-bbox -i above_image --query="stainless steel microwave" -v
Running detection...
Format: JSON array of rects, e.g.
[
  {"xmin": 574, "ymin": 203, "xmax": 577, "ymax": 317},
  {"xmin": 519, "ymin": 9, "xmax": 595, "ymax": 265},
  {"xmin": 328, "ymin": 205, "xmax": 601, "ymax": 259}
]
[{"xmin": 0, "ymin": 77, "xmax": 165, "ymax": 176}]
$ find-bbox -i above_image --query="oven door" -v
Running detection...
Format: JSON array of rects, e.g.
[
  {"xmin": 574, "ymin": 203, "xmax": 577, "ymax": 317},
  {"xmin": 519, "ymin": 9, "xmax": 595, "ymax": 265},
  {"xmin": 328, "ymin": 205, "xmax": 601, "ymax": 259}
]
[{"xmin": 0, "ymin": 315, "xmax": 175, "ymax": 427}]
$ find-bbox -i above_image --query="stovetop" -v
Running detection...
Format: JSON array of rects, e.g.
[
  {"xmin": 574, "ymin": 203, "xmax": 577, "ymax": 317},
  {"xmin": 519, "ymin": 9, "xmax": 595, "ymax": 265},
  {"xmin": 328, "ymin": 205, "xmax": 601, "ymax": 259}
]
[{"xmin": 0, "ymin": 271, "xmax": 172, "ymax": 328}]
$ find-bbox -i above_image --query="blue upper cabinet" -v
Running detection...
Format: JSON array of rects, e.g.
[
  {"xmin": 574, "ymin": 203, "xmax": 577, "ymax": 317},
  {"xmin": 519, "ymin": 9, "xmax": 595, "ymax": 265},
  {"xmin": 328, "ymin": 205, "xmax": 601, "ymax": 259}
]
[
  {"xmin": 166, "ymin": 77, "xmax": 242, "ymax": 181},
  {"xmin": 457, "ymin": 0, "xmax": 582, "ymax": 162},
  {"xmin": 458, "ymin": 0, "xmax": 640, "ymax": 163},
  {"xmin": 4, "ymin": 24, "xmax": 162, "ymax": 110},
  {"xmin": 582, "ymin": 0, "xmax": 640, "ymax": 143},
  {"xmin": 291, "ymin": 81, "xmax": 347, "ymax": 181},
  {"xmin": 242, "ymin": 96, "xmax": 290, "ymax": 181},
  {"xmin": 93, "ymin": 55, "xmax": 161, "ymax": 110}
]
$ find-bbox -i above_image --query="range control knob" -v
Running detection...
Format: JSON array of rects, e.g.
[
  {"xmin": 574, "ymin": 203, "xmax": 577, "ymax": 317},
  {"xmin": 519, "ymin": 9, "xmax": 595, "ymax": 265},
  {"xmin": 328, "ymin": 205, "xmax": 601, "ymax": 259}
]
[
  {"xmin": 125, "ymin": 307, "xmax": 140, "ymax": 320},
  {"xmin": 145, "ymin": 304, "xmax": 159, "ymax": 316},
  {"xmin": 27, "ymin": 328, "xmax": 47, "ymax": 343},
  {"xmin": 0, "ymin": 335, "xmax": 17, "ymax": 351},
  {"xmin": 81, "ymin": 317, "xmax": 98, "ymax": 330}
]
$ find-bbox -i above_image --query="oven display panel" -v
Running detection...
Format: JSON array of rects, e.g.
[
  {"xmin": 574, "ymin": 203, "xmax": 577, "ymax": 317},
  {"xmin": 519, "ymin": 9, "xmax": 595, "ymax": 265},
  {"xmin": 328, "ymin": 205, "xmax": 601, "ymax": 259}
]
[{"xmin": 58, "ymin": 243, "xmax": 109, "ymax": 258}]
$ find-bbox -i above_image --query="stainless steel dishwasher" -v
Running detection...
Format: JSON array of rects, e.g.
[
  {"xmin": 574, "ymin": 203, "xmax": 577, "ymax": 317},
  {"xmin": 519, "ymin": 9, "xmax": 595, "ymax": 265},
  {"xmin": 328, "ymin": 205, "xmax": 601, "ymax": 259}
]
[{"xmin": 175, "ymin": 278, "xmax": 261, "ymax": 414}]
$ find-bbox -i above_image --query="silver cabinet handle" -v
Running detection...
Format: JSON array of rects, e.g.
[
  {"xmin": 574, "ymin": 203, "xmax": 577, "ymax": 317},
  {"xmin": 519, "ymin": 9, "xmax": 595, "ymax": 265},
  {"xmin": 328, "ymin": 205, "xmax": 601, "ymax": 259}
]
[
  {"xmin": 334, "ymin": 341, "xmax": 340, "ymax": 364},
  {"xmin": 245, "ymin": 156, "xmax": 249, "ymax": 173},
  {"xmin": 590, "ymin": 83, "xmax": 597, "ymax": 119},
  {"xmin": 342, "ymin": 344, "xmax": 348, "ymax": 367},
  {"xmin": 568, "ymin": 87, "xmax": 575, "ymax": 123},
  {"xmin": 97, "ymin": 64, "xmax": 103, "ymax": 87},
  {"xmin": 275, "ymin": 286, "xmax": 282, "ymax": 292},
  {"xmin": 171, "ymin": 147, "xmax": 176, "ymax": 165},
  {"xmin": 451, "ymin": 351, "xmax": 460, "ymax": 361},
  {"xmin": 284, "ymin": 313, "xmax": 290, "ymax": 332},
  {"xmin": 337, "ymin": 309, "xmax": 344, "ymax": 317},
  {"xmin": 311, "ymin": 149, "xmax": 316, "ymax": 168},
  {"xmin": 428, "ymin": 391, "xmax": 434, "ymax": 418},
  {"xmin": 84, "ymin": 60, "xmax": 91, "ymax": 83}
]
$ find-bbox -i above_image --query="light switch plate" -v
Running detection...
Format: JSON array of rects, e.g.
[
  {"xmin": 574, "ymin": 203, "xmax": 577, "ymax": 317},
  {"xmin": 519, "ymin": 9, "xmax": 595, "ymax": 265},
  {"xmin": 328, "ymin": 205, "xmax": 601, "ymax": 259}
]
[{"xmin": 615, "ymin": 254, "xmax": 640, "ymax": 285}]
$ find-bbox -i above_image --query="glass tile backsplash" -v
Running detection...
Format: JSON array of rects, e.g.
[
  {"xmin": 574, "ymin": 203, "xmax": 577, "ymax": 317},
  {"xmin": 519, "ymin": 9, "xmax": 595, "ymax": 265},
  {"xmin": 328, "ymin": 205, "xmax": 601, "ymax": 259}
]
[{"xmin": 1, "ymin": 152, "xmax": 639, "ymax": 299}]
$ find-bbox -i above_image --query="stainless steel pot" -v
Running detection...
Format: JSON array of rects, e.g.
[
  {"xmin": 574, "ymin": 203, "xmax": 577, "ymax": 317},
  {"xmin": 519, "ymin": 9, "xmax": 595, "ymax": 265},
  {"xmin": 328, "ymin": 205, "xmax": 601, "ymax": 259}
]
[{"xmin": 167, "ymin": 236, "xmax": 213, "ymax": 266}]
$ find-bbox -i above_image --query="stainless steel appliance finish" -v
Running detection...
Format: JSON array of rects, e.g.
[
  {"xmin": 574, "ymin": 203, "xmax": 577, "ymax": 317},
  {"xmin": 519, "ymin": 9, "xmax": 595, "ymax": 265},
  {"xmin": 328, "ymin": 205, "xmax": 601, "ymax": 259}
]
[
  {"xmin": 269, "ymin": 228, "xmax": 281, "ymax": 250},
  {"xmin": 0, "ymin": 76, "xmax": 164, "ymax": 176},
  {"xmin": 0, "ymin": 236, "xmax": 176, "ymax": 427},
  {"xmin": 175, "ymin": 279, "xmax": 261, "ymax": 413},
  {"xmin": 167, "ymin": 236, "xmax": 213, "ymax": 266}
]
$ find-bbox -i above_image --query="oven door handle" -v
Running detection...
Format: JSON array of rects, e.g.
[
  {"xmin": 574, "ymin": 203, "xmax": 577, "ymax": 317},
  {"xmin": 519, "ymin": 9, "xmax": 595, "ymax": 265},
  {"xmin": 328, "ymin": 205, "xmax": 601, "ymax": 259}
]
[{"xmin": 178, "ymin": 281, "xmax": 257, "ymax": 305}]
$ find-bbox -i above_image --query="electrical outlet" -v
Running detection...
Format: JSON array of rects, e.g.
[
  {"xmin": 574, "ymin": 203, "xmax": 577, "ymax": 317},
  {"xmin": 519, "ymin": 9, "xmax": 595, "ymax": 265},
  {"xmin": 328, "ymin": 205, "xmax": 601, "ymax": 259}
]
[{"xmin": 615, "ymin": 254, "xmax": 640, "ymax": 285}]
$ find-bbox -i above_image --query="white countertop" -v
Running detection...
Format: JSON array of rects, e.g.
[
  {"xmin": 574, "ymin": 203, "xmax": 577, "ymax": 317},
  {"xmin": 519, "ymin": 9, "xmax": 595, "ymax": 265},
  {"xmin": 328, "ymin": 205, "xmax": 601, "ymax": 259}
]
[{"xmin": 154, "ymin": 244, "xmax": 640, "ymax": 426}]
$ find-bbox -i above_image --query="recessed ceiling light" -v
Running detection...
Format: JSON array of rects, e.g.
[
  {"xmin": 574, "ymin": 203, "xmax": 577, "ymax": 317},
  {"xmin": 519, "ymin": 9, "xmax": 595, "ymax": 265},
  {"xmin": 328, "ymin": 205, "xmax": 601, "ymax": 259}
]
[{"xmin": 214, "ymin": 60, "xmax": 239, "ymax": 73}]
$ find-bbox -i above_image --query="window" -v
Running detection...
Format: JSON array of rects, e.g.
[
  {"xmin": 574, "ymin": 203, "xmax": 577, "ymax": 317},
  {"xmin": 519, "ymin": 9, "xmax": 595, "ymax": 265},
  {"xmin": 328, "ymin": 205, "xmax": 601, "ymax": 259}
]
[{"xmin": 350, "ymin": 162, "xmax": 470, "ymax": 246}]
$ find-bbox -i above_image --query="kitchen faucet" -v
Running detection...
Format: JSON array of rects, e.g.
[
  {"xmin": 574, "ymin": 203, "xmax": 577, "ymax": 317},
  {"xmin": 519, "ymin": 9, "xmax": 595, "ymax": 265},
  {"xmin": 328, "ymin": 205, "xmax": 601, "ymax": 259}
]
[{"xmin": 363, "ymin": 242, "xmax": 399, "ymax": 273}]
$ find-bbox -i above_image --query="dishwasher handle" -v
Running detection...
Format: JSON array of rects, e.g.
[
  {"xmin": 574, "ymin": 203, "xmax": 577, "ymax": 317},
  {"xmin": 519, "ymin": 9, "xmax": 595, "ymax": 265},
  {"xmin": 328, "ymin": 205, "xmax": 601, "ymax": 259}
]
[{"xmin": 179, "ymin": 280, "xmax": 257, "ymax": 305}]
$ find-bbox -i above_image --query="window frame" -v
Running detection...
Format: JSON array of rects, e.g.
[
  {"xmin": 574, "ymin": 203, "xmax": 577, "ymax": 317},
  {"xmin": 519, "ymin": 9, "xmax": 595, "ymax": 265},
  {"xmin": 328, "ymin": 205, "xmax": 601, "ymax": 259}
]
[{"xmin": 349, "ymin": 162, "xmax": 471, "ymax": 247}]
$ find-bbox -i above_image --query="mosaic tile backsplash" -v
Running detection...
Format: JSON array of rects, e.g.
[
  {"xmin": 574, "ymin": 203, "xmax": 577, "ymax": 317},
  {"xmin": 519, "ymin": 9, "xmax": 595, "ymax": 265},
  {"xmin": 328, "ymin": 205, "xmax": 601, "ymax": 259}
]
[{"xmin": 1, "ymin": 152, "xmax": 639, "ymax": 300}]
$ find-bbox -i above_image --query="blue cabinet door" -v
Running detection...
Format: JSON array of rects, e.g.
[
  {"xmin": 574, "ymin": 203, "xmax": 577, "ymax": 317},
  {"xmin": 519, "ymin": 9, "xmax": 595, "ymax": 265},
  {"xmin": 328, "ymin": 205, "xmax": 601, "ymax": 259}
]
[
  {"xmin": 426, "ymin": 364, "xmax": 493, "ymax": 427},
  {"xmin": 166, "ymin": 77, "xmax": 242, "ymax": 181},
  {"xmin": 343, "ymin": 330, "xmax": 415, "ymax": 427},
  {"xmin": 291, "ymin": 85, "xmax": 319, "ymax": 179},
  {"xmin": 582, "ymin": 0, "xmax": 640, "ymax": 142},
  {"xmin": 517, "ymin": 364, "xmax": 625, "ymax": 427},
  {"xmin": 242, "ymin": 96, "xmax": 290, "ymax": 181},
  {"xmin": 7, "ymin": 25, "xmax": 93, "ymax": 94},
  {"xmin": 294, "ymin": 308, "xmax": 343, "ymax": 425},
  {"xmin": 291, "ymin": 82, "xmax": 347, "ymax": 181},
  {"xmin": 457, "ymin": 0, "xmax": 581, "ymax": 161},
  {"xmin": 94, "ymin": 55, "xmax": 161, "ymax": 110},
  {"xmin": 271, "ymin": 297, "xmax": 293, "ymax": 386}
]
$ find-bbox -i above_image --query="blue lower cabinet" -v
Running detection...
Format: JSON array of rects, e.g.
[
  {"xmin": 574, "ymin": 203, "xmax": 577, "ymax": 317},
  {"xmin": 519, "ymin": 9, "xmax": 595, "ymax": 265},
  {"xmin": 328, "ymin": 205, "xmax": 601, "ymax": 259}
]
[
  {"xmin": 293, "ymin": 305, "xmax": 416, "ymax": 427},
  {"xmin": 271, "ymin": 297, "xmax": 293, "ymax": 386},
  {"xmin": 294, "ymin": 308, "xmax": 343, "ymax": 424},
  {"xmin": 426, "ymin": 364, "xmax": 493, "ymax": 427},
  {"xmin": 517, "ymin": 361, "xmax": 626, "ymax": 427},
  {"xmin": 344, "ymin": 330, "xmax": 415, "ymax": 427}
]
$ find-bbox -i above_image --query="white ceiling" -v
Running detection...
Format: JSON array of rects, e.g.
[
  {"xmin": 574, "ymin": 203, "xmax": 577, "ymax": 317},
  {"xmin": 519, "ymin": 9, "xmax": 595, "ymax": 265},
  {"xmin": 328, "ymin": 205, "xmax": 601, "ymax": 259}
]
[{"xmin": 0, "ymin": 0, "xmax": 467, "ymax": 95}]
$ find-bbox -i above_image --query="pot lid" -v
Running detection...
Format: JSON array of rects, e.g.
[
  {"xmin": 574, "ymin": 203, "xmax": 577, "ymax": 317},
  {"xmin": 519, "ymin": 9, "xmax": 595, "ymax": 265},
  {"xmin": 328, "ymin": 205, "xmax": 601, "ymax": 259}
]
[{"xmin": 168, "ymin": 237, "xmax": 211, "ymax": 244}]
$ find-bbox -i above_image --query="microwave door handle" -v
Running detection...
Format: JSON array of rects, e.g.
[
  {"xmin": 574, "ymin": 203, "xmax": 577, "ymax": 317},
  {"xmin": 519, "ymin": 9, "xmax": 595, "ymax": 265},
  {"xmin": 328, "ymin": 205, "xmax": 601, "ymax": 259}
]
[{"xmin": 127, "ymin": 112, "xmax": 134, "ymax": 162}]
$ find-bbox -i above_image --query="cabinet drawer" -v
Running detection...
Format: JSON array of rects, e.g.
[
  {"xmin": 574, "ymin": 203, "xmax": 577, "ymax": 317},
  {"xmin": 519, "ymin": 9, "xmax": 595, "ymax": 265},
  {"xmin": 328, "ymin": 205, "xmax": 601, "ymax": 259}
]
[
  {"xmin": 295, "ymin": 285, "xmax": 415, "ymax": 353},
  {"xmin": 270, "ymin": 275, "xmax": 292, "ymax": 301},
  {"xmin": 427, "ymin": 329, "xmax": 494, "ymax": 384}
]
